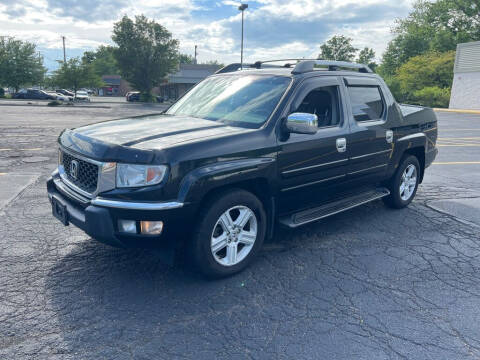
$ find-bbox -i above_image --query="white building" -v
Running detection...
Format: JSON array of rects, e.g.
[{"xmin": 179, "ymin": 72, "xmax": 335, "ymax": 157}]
[{"xmin": 449, "ymin": 41, "xmax": 480, "ymax": 110}]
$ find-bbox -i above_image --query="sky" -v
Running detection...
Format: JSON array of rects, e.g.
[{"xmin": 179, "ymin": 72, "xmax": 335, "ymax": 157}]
[{"xmin": 0, "ymin": 0, "xmax": 415, "ymax": 72}]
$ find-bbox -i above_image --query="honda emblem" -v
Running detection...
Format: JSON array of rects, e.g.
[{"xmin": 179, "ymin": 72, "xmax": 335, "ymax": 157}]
[{"xmin": 70, "ymin": 160, "xmax": 79, "ymax": 180}]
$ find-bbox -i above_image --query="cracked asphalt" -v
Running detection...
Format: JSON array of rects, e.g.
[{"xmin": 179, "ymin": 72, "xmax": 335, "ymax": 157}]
[{"xmin": 1, "ymin": 102, "xmax": 479, "ymax": 359}]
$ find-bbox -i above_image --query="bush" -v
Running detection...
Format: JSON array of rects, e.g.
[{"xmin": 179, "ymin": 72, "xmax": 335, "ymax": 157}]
[
  {"xmin": 139, "ymin": 93, "xmax": 157, "ymax": 103},
  {"xmin": 412, "ymin": 86, "xmax": 451, "ymax": 108},
  {"xmin": 383, "ymin": 76, "xmax": 406, "ymax": 103},
  {"xmin": 0, "ymin": 88, "xmax": 4, "ymax": 97},
  {"xmin": 396, "ymin": 51, "xmax": 455, "ymax": 94},
  {"xmin": 392, "ymin": 51, "xmax": 454, "ymax": 107}
]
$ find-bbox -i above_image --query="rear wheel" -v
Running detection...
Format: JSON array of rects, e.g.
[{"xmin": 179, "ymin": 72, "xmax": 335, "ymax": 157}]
[
  {"xmin": 383, "ymin": 155, "xmax": 420, "ymax": 209},
  {"xmin": 190, "ymin": 189, "xmax": 266, "ymax": 278}
]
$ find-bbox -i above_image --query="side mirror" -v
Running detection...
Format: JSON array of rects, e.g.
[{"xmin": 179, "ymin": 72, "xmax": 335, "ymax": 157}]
[{"xmin": 285, "ymin": 112, "xmax": 318, "ymax": 135}]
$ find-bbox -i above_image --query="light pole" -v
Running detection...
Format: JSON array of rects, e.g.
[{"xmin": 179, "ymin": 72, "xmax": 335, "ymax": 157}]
[{"xmin": 238, "ymin": 3, "xmax": 248, "ymax": 69}]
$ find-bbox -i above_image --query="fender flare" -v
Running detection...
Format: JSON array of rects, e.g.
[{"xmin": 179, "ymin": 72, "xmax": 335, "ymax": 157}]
[{"xmin": 177, "ymin": 157, "xmax": 276, "ymax": 204}]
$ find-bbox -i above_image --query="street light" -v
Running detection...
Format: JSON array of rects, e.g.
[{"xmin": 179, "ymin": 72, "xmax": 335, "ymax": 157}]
[{"xmin": 238, "ymin": 3, "xmax": 248, "ymax": 69}]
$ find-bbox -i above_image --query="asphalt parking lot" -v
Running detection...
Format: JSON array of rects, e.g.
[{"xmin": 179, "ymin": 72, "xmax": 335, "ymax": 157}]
[{"xmin": 0, "ymin": 102, "xmax": 479, "ymax": 359}]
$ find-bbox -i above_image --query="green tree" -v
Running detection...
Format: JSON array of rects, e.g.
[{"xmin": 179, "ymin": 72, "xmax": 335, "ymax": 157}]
[
  {"xmin": 390, "ymin": 51, "xmax": 455, "ymax": 107},
  {"xmin": 357, "ymin": 47, "xmax": 377, "ymax": 71},
  {"xmin": 52, "ymin": 58, "xmax": 103, "ymax": 92},
  {"xmin": 112, "ymin": 15, "xmax": 179, "ymax": 99},
  {"xmin": 380, "ymin": 0, "xmax": 480, "ymax": 76},
  {"xmin": 82, "ymin": 45, "xmax": 120, "ymax": 77},
  {"xmin": 179, "ymin": 53, "xmax": 195, "ymax": 64},
  {"xmin": 0, "ymin": 36, "xmax": 46, "ymax": 92},
  {"xmin": 203, "ymin": 60, "xmax": 224, "ymax": 66},
  {"xmin": 318, "ymin": 35, "xmax": 358, "ymax": 61}
]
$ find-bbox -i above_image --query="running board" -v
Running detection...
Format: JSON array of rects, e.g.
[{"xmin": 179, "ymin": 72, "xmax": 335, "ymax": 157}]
[{"xmin": 279, "ymin": 187, "xmax": 390, "ymax": 228}]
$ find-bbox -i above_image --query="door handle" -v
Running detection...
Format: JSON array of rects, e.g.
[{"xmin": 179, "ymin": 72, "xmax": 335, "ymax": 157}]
[
  {"xmin": 386, "ymin": 130, "xmax": 393, "ymax": 143},
  {"xmin": 336, "ymin": 138, "xmax": 347, "ymax": 153}
]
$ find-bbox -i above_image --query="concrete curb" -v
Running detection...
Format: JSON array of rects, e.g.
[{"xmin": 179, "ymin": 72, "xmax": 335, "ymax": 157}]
[{"xmin": 434, "ymin": 108, "xmax": 480, "ymax": 114}]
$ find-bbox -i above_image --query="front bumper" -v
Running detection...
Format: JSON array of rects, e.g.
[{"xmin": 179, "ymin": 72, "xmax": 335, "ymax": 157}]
[{"xmin": 47, "ymin": 172, "xmax": 193, "ymax": 250}]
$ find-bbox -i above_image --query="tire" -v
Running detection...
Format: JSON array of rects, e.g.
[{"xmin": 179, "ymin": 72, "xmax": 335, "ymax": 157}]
[
  {"xmin": 383, "ymin": 155, "xmax": 421, "ymax": 209},
  {"xmin": 190, "ymin": 189, "xmax": 267, "ymax": 278}
]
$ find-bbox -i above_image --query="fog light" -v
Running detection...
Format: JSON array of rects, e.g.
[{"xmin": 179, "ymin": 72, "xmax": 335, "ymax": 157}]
[
  {"xmin": 118, "ymin": 219, "xmax": 136, "ymax": 233},
  {"xmin": 140, "ymin": 221, "xmax": 164, "ymax": 235}
]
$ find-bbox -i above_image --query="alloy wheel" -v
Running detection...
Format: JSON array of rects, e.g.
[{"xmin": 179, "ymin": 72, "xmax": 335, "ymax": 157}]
[
  {"xmin": 399, "ymin": 164, "xmax": 417, "ymax": 201},
  {"xmin": 210, "ymin": 205, "xmax": 258, "ymax": 266}
]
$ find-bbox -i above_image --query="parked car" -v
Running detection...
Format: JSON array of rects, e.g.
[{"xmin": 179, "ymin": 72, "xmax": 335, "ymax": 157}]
[
  {"xmin": 13, "ymin": 89, "xmax": 56, "ymax": 100},
  {"xmin": 56, "ymin": 89, "xmax": 75, "ymax": 97},
  {"xmin": 47, "ymin": 59, "xmax": 438, "ymax": 277},
  {"xmin": 126, "ymin": 91, "xmax": 140, "ymax": 102},
  {"xmin": 79, "ymin": 88, "xmax": 94, "ymax": 95},
  {"xmin": 46, "ymin": 92, "xmax": 72, "ymax": 102},
  {"xmin": 74, "ymin": 90, "xmax": 90, "ymax": 102}
]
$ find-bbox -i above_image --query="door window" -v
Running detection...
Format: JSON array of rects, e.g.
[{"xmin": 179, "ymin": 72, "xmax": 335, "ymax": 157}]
[
  {"xmin": 294, "ymin": 85, "xmax": 340, "ymax": 127},
  {"xmin": 347, "ymin": 86, "xmax": 385, "ymax": 122}
]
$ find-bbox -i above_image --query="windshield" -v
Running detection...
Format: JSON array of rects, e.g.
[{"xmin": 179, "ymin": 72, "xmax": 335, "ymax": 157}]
[
  {"xmin": 166, "ymin": 75, "xmax": 291, "ymax": 128},
  {"xmin": 77, "ymin": 91, "xmax": 87, "ymax": 95}
]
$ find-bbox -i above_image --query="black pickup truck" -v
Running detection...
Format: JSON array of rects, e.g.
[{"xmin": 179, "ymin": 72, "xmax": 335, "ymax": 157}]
[{"xmin": 47, "ymin": 60, "xmax": 438, "ymax": 277}]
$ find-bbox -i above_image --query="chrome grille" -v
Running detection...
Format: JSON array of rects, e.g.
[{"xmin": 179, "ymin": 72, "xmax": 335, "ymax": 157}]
[{"xmin": 61, "ymin": 151, "xmax": 99, "ymax": 193}]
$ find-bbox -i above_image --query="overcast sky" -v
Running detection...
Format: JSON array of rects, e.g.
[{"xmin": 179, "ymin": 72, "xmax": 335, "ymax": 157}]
[{"xmin": 0, "ymin": 0, "xmax": 415, "ymax": 71}]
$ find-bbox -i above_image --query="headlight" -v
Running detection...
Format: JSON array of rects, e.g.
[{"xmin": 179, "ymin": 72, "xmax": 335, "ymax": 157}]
[{"xmin": 116, "ymin": 164, "xmax": 167, "ymax": 188}]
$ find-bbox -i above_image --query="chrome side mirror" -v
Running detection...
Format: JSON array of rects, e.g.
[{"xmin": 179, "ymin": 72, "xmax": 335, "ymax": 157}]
[{"xmin": 285, "ymin": 112, "xmax": 318, "ymax": 135}]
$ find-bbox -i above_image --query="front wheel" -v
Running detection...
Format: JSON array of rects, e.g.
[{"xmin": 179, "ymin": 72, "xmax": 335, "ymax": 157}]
[
  {"xmin": 190, "ymin": 189, "xmax": 267, "ymax": 278},
  {"xmin": 383, "ymin": 155, "xmax": 420, "ymax": 209}
]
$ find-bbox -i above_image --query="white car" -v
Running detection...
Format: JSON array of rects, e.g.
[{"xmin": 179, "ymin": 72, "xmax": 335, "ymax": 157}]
[
  {"xmin": 48, "ymin": 92, "xmax": 72, "ymax": 102},
  {"xmin": 75, "ymin": 90, "xmax": 90, "ymax": 102}
]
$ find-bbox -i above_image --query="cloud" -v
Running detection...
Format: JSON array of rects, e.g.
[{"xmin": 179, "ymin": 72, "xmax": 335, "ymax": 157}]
[
  {"xmin": 46, "ymin": 0, "xmax": 130, "ymax": 21},
  {"xmin": 4, "ymin": 6, "xmax": 27, "ymax": 18},
  {"xmin": 0, "ymin": 0, "xmax": 415, "ymax": 69}
]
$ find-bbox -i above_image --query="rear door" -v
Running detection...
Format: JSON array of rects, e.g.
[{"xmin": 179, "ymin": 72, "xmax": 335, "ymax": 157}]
[
  {"xmin": 276, "ymin": 76, "xmax": 350, "ymax": 212},
  {"xmin": 343, "ymin": 76, "xmax": 393, "ymax": 185}
]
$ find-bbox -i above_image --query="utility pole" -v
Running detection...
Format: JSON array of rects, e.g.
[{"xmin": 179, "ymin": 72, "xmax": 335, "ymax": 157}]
[
  {"xmin": 61, "ymin": 36, "xmax": 66, "ymax": 63},
  {"xmin": 238, "ymin": 4, "xmax": 248, "ymax": 69},
  {"xmin": 194, "ymin": 45, "xmax": 198, "ymax": 64}
]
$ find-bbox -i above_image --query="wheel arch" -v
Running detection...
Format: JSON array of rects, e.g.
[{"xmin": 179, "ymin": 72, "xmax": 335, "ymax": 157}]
[{"xmin": 194, "ymin": 178, "xmax": 276, "ymax": 240}]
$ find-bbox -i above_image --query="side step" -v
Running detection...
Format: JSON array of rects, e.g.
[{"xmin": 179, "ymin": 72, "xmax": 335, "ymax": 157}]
[{"xmin": 279, "ymin": 187, "xmax": 390, "ymax": 228}]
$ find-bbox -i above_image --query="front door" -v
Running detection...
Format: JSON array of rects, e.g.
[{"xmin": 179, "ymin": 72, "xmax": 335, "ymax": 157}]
[{"xmin": 276, "ymin": 76, "xmax": 350, "ymax": 213}]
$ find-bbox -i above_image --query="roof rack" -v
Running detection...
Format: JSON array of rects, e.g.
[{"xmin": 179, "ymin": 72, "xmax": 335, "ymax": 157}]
[
  {"xmin": 215, "ymin": 63, "xmax": 244, "ymax": 74},
  {"xmin": 292, "ymin": 60, "xmax": 373, "ymax": 74},
  {"xmin": 215, "ymin": 59, "xmax": 373, "ymax": 75},
  {"xmin": 250, "ymin": 59, "xmax": 309, "ymax": 69},
  {"xmin": 215, "ymin": 61, "xmax": 291, "ymax": 74}
]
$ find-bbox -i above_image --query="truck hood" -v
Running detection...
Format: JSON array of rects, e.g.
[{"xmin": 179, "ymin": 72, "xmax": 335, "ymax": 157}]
[
  {"xmin": 72, "ymin": 114, "xmax": 251, "ymax": 149},
  {"xmin": 59, "ymin": 114, "xmax": 253, "ymax": 162}
]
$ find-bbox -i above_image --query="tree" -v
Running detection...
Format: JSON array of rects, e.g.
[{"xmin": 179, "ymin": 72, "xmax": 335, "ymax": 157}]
[
  {"xmin": 0, "ymin": 36, "xmax": 46, "ymax": 92},
  {"xmin": 380, "ymin": 0, "xmax": 480, "ymax": 76},
  {"xmin": 204, "ymin": 60, "xmax": 224, "ymax": 66},
  {"xmin": 52, "ymin": 58, "xmax": 103, "ymax": 92},
  {"xmin": 179, "ymin": 53, "xmax": 195, "ymax": 64},
  {"xmin": 388, "ymin": 51, "xmax": 455, "ymax": 107},
  {"xmin": 357, "ymin": 47, "xmax": 377, "ymax": 71},
  {"xmin": 112, "ymin": 15, "xmax": 179, "ymax": 98},
  {"xmin": 82, "ymin": 45, "xmax": 120, "ymax": 77},
  {"xmin": 318, "ymin": 35, "xmax": 358, "ymax": 61}
]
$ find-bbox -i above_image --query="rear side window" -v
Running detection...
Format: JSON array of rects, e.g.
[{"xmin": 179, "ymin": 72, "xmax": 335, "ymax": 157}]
[{"xmin": 347, "ymin": 86, "xmax": 384, "ymax": 122}]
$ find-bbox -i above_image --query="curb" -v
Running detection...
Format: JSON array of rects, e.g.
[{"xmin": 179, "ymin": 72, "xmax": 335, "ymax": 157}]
[{"xmin": 434, "ymin": 108, "xmax": 480, "ymax": 115}]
